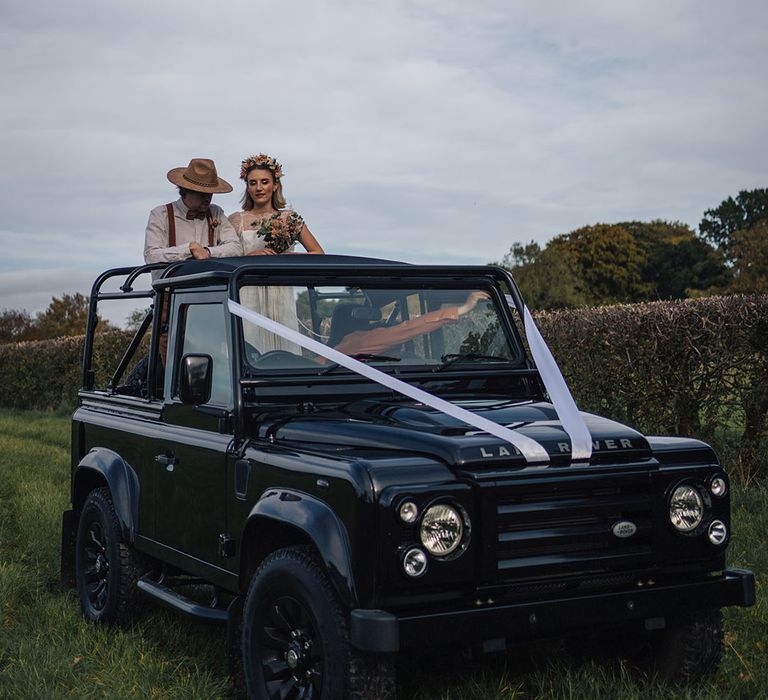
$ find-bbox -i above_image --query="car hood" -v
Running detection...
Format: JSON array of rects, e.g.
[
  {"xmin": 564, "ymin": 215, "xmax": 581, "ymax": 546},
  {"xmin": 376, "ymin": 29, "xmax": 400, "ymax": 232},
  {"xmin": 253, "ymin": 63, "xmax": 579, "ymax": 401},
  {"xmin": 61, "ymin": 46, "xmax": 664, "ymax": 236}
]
[{"xmin": 268, "ymin": 398, "xmax": 651, "ymax": 469}]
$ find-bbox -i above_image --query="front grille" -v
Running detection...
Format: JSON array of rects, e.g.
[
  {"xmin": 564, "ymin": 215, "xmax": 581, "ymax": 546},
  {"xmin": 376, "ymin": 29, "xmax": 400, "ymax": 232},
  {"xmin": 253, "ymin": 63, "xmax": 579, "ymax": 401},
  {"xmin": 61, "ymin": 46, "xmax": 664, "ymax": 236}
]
[{"xmin": 491, "ymin": 473, "xmax": 654, "ymax": 583}]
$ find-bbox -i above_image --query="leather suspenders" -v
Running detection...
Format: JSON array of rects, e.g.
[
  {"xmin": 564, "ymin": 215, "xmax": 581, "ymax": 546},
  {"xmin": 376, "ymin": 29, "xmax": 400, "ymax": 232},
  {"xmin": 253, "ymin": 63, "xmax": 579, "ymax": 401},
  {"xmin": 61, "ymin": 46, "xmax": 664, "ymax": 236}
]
[
  {"xmin": 165, "ymin": 203, "xmax": 216, "ymax": 248},
  {"xmin": 165, "ymin": 203, "xmax": 176, "ymax": 246},
  {"xmin": 206, "ymin": 212, "xmax": 215, "ymax": 246}
]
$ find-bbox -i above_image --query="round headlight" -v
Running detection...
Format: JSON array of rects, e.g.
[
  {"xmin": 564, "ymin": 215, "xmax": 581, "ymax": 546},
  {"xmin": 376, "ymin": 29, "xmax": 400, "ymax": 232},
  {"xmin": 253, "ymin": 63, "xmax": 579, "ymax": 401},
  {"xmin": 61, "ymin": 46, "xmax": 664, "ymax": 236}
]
[
  {"xmin": 420, "ymin": 504, "xmax": 464, "ymax": 557},
  {"xmin": 710, "ymin": 477, "xmax": 727, "ymax": 497},
  {"xmin": 402, "ymin": 547, "xmax": 428, "ymax": 577},
  {"xmin": 399, "ymin": 501, "xmax": 419, "ymax": 524},
  {"xmin": 669, "ymin": 485, "xmax": 704, "ymax": 532},
  {"xmin": 708, "ymin": 520, "xmax": 728, "ymax": 545}
]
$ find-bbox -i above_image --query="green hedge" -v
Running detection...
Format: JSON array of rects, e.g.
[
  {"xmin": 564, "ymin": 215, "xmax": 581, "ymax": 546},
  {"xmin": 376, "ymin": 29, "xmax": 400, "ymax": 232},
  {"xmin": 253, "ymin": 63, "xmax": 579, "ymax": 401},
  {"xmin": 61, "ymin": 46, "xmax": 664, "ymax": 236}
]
[
  {"xmin": 536, "ymin": 294, "xmax": 768, "ymax": 481},
  {"xmin": 1, "ymin": 295, "xmax": 765, "ymax": 479},
  {"xmin": 0, "ymin": 330, "xmax": 134, "ymax": 411}
]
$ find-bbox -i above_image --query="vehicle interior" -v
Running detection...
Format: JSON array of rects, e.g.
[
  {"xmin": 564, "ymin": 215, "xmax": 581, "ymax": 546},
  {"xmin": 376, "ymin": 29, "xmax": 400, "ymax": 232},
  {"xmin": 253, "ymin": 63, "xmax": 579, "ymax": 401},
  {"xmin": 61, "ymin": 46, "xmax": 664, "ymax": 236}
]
[
  {"xmin": 240, "ymin": 283, "xmax": 522, "ymax": 373},
  {"xmin": 82, "ymin": 260, "xmax": 533, "ymax": 404}
]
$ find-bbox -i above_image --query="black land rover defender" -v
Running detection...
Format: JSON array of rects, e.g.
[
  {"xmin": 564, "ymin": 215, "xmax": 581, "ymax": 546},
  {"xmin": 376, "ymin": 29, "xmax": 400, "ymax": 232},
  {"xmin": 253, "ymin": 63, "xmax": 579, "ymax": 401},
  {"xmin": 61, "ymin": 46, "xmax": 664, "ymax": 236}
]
[{"xmin": 61, "ymin": 255, "xmax": 755, "ymax": 699}]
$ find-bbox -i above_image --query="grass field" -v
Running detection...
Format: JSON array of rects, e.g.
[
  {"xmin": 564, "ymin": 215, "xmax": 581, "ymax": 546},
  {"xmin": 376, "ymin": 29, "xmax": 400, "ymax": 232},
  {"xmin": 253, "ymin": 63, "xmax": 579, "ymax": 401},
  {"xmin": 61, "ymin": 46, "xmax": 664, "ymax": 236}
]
[{"xmin": 0, "ymin": 409, "xmax": 765, "ymax": 699}]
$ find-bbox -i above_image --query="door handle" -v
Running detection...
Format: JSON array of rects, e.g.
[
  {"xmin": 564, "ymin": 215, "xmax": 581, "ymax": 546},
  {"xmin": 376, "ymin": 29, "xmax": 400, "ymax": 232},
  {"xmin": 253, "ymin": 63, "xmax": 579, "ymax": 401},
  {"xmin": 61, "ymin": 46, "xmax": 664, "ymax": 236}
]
[{"xmin": 155, "ymin": 454, "xmax": 178, "ymax": 471}]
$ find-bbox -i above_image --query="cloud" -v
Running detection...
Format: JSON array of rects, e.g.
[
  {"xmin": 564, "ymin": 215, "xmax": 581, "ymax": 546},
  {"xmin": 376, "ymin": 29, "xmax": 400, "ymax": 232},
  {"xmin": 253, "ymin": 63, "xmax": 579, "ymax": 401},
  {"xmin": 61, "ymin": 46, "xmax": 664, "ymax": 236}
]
[
  {"xmin": 0, "ymin": 268, "xmax": 97, "ymax": 313},
  {"xmin": 1, "ymin": 0, "xmax": 766, "ymax": 313}
]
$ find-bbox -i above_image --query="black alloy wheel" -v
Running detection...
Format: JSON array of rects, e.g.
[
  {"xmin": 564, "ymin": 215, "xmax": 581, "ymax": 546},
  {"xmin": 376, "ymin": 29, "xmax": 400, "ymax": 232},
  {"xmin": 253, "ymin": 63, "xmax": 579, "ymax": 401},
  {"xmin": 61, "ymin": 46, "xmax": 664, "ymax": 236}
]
[
  {"xmin": 82, "ymin": 515, "xmax": 110, "ymax": 612},
  {"xmin": 75, "ymin": 487, "xmax": 144, "ymax": 625},
  {"xmin": 242, "ymin": 548, "xmax": 341, "ymax": 700},
  {"xmin": 242, "ymin": 546, "xmax": 395, "ymax": 700},
  {"xmin": 260, "ymin": 593, "xmax": 324, "ymax": 698}
]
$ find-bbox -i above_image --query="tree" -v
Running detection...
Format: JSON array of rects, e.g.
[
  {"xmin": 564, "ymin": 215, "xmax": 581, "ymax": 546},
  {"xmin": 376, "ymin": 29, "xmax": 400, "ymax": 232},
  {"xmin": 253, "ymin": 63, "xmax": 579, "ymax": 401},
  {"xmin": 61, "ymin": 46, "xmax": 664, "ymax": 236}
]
[
  {"xmin": 699, "ymin": 188, "xmax": 768, "ymax": 260},
  {"xmin": 0, "ymin": 294, "xmax": 116, "ymax": 344},
  {"xmin": 498, "ymin": 220, "xmax": 729, "ymax": 310},
  {"xmin": 620, "ymin": 220, "xmax": 729, "ymax": 299},
  {"xmin": 497, "ymin": 242, "xmax": 589, "ymax": 310},
  {"xmin": 125, "ymin": 307, "xmax": 151, "ymax": 332},
  {"xmin": 34, "ymin": 293, "xmax": 113, "ymax": 339},
  {"xmin": 729, "ymin": 219, "xmax": 768, "ymax": 293},
  {"xmin": 648, "ymin": 236, "xmax": 730, "ymax": 298},
  {"xmin": 0, "ymin": 309, "xmax": 38, "ymax": 344},
  {"xmin": 548, "ymin": 224, "xmax": 650, "ymax": 304}
]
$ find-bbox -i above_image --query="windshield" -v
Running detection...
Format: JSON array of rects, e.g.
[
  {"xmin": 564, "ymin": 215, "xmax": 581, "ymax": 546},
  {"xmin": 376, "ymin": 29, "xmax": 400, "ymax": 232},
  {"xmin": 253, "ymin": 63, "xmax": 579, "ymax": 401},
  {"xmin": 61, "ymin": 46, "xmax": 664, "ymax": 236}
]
[{"xmin": 238, "ymin": 283, "xmax": 522, "ymax": 372}]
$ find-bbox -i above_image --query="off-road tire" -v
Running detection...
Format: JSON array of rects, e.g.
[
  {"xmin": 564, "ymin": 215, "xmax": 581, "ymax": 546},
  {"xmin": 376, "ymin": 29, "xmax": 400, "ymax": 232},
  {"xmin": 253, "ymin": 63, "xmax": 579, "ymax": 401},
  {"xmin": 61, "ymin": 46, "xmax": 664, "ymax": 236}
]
[
  {"xmin": 651, "ymin": 608, "xmax": 724, "ymax": 684},
  {"xmin": 75, "ymin": 487, "xmax": 145, "ymax": 625},
  {"xmin": 241, "ymin": 546, "xmax": 395, "ymax": 699}
]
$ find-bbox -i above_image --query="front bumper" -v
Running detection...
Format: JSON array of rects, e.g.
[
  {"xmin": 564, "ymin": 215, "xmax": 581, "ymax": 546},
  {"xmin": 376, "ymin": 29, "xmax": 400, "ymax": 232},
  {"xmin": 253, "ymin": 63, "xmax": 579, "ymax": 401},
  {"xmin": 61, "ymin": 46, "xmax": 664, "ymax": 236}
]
[{"xmin": 350, "ymin": 568, "xmax": 755, "ymax": 653}]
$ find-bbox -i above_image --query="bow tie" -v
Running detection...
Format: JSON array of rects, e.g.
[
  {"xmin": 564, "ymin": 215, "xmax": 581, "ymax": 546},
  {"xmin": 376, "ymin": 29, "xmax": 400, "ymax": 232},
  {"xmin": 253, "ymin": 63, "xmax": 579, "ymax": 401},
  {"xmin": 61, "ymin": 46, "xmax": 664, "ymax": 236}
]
[{"xmin": 186, "ymin": 210, "xmax": 206, "ymax": 220}]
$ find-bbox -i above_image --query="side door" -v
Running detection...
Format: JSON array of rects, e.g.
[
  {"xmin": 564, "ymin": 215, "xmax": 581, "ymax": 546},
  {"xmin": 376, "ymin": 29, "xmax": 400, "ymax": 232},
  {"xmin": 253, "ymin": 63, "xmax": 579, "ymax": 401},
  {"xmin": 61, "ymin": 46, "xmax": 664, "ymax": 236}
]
[{"xmin": 149, "ymin": 291, "xmax": 234, "ymax": 568}]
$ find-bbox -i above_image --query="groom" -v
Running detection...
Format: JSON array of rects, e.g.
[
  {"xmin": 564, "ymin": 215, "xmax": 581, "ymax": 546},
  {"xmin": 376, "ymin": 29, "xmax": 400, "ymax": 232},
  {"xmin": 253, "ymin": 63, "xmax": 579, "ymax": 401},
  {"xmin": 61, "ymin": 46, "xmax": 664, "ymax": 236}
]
[{"xmin": 143, "ymin": 158, "xmax": 242, "ymax": 263}]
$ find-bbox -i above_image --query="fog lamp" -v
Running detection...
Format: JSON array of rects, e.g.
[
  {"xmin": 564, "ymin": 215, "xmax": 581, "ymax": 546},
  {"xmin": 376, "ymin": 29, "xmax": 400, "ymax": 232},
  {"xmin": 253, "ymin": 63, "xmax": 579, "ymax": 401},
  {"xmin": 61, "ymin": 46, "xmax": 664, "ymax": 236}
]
[
  {"xmin": 403, "ymin": 547, "xmax": 427, "ymax": 577},
  {"xmin": 710, "ymin": 477, "xmax": 727, "ymax": 497},
  {"xmin": 708, "ymin": 520, "xmax": 728, "ymax": 545},
  {"xmin": 669, "ymin": 485, "xmax": 704, "ymax": 532},
  {"xmin": 420, "ymin": 504, "xmax": 464, "ymax": 557},
  {"xmin": 399, "ymin": 501, "xmax": 418, "ymax": 524}
]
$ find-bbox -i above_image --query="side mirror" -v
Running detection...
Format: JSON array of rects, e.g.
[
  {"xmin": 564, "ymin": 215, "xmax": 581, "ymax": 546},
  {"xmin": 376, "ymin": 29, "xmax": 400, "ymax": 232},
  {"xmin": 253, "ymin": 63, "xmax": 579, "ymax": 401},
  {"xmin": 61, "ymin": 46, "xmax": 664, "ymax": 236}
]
[{"xmin": 179, "ymin": 354, "xmax": 213, "ymax": 405}]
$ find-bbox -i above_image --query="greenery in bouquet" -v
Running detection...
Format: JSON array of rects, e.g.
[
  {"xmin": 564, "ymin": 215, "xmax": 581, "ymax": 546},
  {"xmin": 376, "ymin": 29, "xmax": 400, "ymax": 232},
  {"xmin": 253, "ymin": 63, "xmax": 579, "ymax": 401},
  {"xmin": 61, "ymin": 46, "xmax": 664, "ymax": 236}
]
[{"xmin": 250, "ymin": 211, "xmax": 303, "ymax": 253}]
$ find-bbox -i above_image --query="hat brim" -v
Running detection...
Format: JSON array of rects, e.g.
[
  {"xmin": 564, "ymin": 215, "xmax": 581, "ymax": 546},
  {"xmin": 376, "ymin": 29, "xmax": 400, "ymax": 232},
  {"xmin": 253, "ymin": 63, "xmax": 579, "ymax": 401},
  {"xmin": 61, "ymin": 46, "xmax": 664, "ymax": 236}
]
[{"xmin": 167, "ymin": 167, "xmax": 233, "ymax": 194}]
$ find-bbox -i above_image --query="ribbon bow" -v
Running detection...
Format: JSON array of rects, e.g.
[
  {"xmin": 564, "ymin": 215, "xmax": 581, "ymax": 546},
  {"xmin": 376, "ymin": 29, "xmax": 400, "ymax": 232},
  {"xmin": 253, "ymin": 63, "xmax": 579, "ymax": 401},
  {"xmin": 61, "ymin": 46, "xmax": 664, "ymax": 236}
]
[{"xmin": 186, "ymin": 210, "xmax": 206, "ymax": 220}]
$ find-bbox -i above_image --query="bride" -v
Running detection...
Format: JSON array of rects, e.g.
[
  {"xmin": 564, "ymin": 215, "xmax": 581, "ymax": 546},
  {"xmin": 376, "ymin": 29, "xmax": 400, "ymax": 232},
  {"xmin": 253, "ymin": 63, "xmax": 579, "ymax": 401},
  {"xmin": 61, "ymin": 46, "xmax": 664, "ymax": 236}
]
[{"xmin": 228, "ymin": 154, "xmax": 324, "ymax": 354}]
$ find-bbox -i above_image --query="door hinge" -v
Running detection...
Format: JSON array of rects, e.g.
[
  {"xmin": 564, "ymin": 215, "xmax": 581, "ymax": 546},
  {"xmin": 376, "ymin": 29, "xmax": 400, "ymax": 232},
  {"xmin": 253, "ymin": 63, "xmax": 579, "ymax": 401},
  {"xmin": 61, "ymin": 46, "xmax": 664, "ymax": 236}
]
[{"xmin": 218, "ymin": 533, "xmax": 236, "ymax": 558}]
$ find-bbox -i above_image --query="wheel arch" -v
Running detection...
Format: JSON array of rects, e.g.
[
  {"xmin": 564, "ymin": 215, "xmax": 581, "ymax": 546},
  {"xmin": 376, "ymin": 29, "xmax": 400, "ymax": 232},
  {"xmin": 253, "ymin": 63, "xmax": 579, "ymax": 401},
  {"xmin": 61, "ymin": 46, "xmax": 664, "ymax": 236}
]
[
  {"xmin": 240, "ymin": 489, "xmax": 357, "ymax": 608},
  {"xmin": 73, "ymin": 448, "xmax": 140, "ymax": 540}
]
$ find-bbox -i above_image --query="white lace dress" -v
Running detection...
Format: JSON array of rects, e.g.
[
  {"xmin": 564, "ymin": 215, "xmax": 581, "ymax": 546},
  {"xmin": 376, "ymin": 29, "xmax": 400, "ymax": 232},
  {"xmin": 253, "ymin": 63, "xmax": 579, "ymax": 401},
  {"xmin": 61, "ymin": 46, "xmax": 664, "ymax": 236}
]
[{"xmin": 233, "ymin": 211, "xmax": 302, "ymax": 355}]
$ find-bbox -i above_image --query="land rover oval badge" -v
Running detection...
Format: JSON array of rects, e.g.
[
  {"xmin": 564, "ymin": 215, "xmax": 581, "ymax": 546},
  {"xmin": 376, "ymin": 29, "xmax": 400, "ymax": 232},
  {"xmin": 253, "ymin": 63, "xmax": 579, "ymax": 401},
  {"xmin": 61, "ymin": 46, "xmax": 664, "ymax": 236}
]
[{"xmin": 612, "ymin": 520, "xmax": 638, "ymax": 538}]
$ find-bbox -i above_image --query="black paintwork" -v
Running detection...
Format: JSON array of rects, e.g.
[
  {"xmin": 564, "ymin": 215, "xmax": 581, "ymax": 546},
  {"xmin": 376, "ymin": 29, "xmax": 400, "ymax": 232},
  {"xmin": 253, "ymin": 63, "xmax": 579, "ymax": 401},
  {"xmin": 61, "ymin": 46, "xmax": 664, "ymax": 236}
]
[{"xmin": 62, "ymin": 258, "xmax": 755, "ymax": 651}]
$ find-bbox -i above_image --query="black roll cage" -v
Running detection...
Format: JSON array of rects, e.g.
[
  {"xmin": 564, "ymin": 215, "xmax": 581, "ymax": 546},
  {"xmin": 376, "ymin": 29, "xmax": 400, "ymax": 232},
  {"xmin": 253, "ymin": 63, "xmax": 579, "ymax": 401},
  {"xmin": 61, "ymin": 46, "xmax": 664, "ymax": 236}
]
[{"xmin": 82, "ymin": 259, "xmax": 542, "ymax": 444}]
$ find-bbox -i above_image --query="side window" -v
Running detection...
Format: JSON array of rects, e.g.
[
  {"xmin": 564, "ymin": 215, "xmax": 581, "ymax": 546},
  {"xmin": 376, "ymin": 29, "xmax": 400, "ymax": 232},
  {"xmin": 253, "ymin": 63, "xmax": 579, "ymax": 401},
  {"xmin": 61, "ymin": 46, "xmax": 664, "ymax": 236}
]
[{"xmin": 177, "ymin": 303, "xmax": 231, "ymax": 405}]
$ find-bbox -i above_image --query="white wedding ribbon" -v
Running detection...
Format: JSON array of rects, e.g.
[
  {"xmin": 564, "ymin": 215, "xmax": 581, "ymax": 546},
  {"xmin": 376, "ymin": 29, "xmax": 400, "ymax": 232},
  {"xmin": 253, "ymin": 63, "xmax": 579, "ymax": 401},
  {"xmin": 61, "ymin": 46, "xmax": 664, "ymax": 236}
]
[
  {"xmin": 228, "ymin": 299, "xmax": 551, "ymax": 464},
  {"xmin": 510, "ymin": 297, "xmax": 592, "ymax": 462}
]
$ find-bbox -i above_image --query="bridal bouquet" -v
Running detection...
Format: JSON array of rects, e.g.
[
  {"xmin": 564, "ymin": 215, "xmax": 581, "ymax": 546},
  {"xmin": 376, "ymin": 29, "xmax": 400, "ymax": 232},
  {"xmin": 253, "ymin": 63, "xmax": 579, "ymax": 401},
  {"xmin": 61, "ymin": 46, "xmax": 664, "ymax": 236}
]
[{"xmin": 251, "ymin": 212, "xmax": 303, "ymax": 254}]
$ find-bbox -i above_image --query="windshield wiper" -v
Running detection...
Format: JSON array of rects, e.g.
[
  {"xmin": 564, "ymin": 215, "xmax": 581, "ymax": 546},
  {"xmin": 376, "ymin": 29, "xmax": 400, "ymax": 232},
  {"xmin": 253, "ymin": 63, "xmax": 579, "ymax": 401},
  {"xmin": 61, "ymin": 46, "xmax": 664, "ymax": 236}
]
[
  {"xmin": 435, "ymin": 353, "xmax": 511, "ymax": 371},
  {"xmin": 319, "ymin": 353, "xmax": 401, "ymax": 375}
]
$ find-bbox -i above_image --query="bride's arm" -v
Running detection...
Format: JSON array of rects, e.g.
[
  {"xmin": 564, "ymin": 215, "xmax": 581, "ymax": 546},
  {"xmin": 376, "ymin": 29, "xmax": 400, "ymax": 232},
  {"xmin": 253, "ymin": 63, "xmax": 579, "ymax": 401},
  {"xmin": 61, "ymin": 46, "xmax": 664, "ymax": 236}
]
[{"xmin": 297, "ymin": 224, "xmax": 324, "ymax": 254}]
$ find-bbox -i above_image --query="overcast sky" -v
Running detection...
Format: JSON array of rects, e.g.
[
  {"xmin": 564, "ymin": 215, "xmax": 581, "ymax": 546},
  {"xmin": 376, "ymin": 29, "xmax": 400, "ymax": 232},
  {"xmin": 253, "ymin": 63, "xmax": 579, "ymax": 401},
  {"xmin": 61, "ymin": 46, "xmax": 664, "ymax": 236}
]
[{"xmin": 1, "ymin": 0, "xmax": 766, "ymax": 325}]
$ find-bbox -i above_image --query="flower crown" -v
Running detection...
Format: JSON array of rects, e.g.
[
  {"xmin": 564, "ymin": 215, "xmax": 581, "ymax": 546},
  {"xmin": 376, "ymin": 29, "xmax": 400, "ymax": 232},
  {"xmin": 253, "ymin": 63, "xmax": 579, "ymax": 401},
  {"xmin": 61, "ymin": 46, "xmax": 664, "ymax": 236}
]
[{"xmin": 240, "ymin": 153, "xmax": 283, "ymax": 181}]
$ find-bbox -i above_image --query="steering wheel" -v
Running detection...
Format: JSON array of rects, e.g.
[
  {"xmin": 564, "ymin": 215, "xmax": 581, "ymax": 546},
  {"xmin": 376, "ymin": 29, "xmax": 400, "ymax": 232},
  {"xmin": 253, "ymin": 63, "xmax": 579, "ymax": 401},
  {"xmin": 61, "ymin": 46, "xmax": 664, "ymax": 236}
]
[{"xmin": 251, "ymin": 350, "xmax": 318, "ymax": 369}]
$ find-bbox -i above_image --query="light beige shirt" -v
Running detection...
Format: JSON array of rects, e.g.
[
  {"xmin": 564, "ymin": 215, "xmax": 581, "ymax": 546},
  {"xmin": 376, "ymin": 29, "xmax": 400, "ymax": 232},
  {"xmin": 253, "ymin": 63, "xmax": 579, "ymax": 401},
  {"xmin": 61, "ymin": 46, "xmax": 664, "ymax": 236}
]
[{"xmin": 143, "ymin": 198, "xmax": 243, "ymax": 263}]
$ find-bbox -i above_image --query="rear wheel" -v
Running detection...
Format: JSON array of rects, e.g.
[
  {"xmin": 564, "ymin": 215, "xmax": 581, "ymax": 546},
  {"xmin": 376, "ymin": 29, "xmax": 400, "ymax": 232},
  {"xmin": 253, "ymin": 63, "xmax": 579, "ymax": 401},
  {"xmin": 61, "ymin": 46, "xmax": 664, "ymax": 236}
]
[
  {"xmin": 75, "ymin": 487, "xmax": 145, "ymax": 625},
  {"xmin": 241, "ymin": 546, "xmax": 394, "ymax": 699},
  {"xmin": 571, "ymin": 608, "xmax": 725, "ymax": 685},
  {"xmin": 650, "ymin": 608, "xmax": 724, "ymax": 684}
]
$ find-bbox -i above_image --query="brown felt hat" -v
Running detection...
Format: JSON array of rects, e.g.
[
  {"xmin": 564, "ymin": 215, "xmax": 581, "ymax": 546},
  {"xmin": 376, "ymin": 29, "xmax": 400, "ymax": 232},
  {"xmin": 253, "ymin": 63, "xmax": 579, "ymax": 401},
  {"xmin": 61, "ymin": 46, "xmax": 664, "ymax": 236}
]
[{"xmin": 167, "ymin": 158, "xmax": 233, "ymax": 194}]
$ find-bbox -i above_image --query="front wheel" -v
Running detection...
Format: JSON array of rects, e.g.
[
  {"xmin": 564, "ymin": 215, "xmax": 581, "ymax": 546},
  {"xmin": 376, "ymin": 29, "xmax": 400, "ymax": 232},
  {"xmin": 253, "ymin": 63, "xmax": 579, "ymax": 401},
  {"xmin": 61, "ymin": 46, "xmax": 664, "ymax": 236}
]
[
  {"xmin": 75, "ymin": 487, "xmax": 145, "ymax": 625},
  {"xmin": 241, "ymin": 546, "xmax": 394, "ymax": 699}
]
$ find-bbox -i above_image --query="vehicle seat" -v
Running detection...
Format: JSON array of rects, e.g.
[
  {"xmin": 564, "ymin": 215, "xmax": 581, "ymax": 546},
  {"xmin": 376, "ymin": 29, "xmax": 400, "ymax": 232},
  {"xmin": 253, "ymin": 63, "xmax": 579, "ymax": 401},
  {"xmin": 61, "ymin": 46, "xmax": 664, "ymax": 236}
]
[
  {"xmin": 115, "ymin": 354, "xmax": 165, "ymax": 398},
  {"xmin": 116, "ymin": 356, "xmax": 149, "ymax": 398},
  {"xmin": 328, "ymin": 304, "xmax": 382, "ymax": 347}
]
